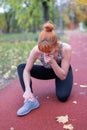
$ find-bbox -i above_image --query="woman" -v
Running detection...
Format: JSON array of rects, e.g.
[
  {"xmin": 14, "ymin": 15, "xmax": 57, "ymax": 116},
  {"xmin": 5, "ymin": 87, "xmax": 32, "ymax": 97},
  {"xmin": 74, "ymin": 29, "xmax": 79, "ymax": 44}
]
[{"xmin": 17, "ymin": 22, "xmax": 73, "ymax": 116}]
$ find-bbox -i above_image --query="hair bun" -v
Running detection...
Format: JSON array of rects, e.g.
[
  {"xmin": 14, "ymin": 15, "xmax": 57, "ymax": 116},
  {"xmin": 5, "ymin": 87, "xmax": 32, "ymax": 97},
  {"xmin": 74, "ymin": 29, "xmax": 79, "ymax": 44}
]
[{"xmin": 43, "ymin": 22, "xmax": 54, "ymax": 32}]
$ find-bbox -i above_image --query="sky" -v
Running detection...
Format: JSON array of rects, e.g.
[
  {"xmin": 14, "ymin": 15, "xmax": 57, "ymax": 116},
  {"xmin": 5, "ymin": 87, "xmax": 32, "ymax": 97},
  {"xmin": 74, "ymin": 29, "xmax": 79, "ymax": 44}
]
[{"xmin": 0, "ymin": 7, "xmax": 4, "ymax": 13}]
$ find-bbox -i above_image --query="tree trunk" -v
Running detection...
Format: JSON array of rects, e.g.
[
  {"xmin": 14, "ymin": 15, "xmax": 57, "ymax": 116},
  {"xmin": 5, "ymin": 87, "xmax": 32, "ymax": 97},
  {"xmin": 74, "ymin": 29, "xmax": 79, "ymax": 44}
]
[
  {"xmin": 4, "ymin": 12, "xmax": 10, "ymax": 33},
  {"xmin": 42, "ymin": 1, "xmax": 49, "ymax": 23},
  {"xmin": 33, "ymin": 19, "xmax": 36, "ymax": 33}
]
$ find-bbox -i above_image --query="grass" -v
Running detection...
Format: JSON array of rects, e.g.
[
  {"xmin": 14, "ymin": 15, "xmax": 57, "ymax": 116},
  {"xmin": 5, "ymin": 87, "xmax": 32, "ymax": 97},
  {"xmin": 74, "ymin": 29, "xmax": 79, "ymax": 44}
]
[
  {"xmin": 0, "ymin": 32, "xmax": 37, "ymax": 87},
  {"xmin": 0, "ymin": 32, "xmax": 39, "ymax": 43},
  {"xmin": 0, "ymin": 32, "xmax": 69, "ymax": 88}
]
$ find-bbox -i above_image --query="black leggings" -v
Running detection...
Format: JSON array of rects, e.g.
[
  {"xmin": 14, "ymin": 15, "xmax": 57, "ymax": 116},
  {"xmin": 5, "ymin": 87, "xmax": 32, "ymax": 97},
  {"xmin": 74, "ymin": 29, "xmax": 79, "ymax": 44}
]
[{"xmin": 17, "ymin": 64, "xmax": 73, "ymax": 102}]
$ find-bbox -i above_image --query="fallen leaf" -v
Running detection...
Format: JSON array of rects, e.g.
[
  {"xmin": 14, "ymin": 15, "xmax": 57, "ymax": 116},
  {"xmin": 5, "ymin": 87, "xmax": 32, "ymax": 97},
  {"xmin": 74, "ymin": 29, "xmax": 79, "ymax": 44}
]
[
  {"xmin": 80, "ymin": 85, "xmax": 87, "ymax": 88},
  {"xmin": 46, "ymin": 96, "xmax": 50, "ymax": 99},
  {"xmin": 72, "ymin": 51, "xmax": 75, "ymax": 54},
  {"xmin": 63, "ymin": 124, "xmax": 74, "ymax": 130},
  {"xmin": 75, "ymin": 69, "xmax": 78, "ymax": 72},
  {"xmin": 74, "ymin": 82, "xmax": 78, "ymax": 86},
  {"xmin": 3, "ymin": 70, "xmax": 11, "ymax": 79},
  {"xmin": 72, "ymin": 101, "xmax": 77, "ymax": 104},
  {"xmin": 56, "ymin": 115, "xmax": 68, "ymax": 124},
  {"xmin": 79, "ymin": 92, "xmax": 85, "ymax": 95},
  {"xmin": 10, "ymin": 127, "xmax": 14, "ymax": 130},
  {"xmin": 11, "ymin": 65, "xmax": 17, "ymax": 69}
]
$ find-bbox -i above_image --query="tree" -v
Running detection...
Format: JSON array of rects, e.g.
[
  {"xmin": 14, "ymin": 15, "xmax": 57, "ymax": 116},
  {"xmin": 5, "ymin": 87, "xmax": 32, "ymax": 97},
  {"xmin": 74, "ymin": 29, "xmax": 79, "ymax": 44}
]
[
  {"xmin": 1, "ymin": 0, "xmax": 56, "ymax": 32},
  {"xmin": 0, "ymin": 13, "xmax": 6, "ymax": 32},
  {"xmin": 4, "ymin": 8, "xmax": 17, "ymax": 33},
  {"xmin": 42, "ymin": 0, "xmax": 49, "ymax": 23},
  {"xmin": 0, "ymin": 1, "xmax": 18, "ymax": 33}
]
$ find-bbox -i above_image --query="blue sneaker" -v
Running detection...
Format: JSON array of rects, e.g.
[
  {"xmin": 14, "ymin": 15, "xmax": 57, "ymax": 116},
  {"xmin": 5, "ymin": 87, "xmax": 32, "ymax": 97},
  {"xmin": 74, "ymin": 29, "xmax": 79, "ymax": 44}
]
[{"xmin": 17, "ymin": 98, "xmax": 40, "ymax": 116}]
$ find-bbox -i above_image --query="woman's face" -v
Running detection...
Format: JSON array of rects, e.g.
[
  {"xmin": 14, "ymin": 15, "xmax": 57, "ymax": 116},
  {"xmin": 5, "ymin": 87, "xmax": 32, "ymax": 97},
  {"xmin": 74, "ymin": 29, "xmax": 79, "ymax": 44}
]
[
  {"xmin": 38, "ymin": 43, "xmax": 59, "ymax": 55},
  {"xmin": 44, "ymin": 48, "xmax": 56, "ymax": 56}
]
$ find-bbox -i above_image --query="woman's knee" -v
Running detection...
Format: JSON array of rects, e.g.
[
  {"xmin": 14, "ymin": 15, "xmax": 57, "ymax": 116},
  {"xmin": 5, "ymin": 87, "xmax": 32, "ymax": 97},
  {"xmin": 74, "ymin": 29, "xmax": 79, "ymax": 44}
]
[
  {"xmin": 56, "ymin": 94, "xmax": 69, "ymax": 102},
  {"xmin": 17, "ymin": 64, "xmax": 25, "ymax": 73}
]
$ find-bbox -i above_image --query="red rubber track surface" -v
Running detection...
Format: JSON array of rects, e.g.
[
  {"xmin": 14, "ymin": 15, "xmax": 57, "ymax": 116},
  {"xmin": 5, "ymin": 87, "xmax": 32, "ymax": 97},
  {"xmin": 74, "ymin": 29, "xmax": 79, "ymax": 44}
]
[{"xmin": 0, "ymin": 31, "xmax": 87, "ymax": 130}]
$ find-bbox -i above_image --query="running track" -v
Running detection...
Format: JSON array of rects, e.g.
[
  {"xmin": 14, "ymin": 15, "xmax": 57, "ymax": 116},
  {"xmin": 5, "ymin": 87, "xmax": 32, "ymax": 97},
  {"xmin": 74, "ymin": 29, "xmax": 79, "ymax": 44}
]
[{"xmin": 0, "ymin": 31, "xmax": 87, "ymax": 130}]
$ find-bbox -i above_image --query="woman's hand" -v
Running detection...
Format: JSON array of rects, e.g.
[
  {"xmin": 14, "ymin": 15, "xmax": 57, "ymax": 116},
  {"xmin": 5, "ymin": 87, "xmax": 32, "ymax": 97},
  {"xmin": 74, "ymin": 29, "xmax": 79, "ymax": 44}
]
[
  {"xmin": 44, "ymin": 54, "xmax": 54, "ymax": 64},
  {"xmin": 23, "ymin": 90, "xmax": 34, "ymax": 102}
]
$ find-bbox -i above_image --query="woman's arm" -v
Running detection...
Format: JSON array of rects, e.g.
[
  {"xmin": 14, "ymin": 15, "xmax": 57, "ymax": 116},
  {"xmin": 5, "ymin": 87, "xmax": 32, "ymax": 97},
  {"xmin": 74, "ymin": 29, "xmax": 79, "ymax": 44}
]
[
  {"xmin": 50, "ymin": 44, "xmax": 72, "ymax": 80},
  {"xmin": 23, "ymin": 46, "xmax": 38, "ymax": 101}
]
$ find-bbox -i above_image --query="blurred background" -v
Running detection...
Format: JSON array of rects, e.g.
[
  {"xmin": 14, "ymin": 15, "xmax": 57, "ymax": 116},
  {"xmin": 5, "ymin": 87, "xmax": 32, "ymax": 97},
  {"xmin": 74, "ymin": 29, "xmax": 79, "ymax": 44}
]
[
  {"xmin": 0, "ymin": 0, "xmax": 87, "ymax": 34},
  {"xmin": 0, "ymin": 0, "xmax": 87, "ymax": 87}
]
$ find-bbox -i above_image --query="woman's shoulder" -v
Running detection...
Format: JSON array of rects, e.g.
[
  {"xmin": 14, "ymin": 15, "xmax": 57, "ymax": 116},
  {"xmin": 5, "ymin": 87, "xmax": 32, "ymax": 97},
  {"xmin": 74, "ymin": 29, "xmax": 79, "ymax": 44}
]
[
  {"xmin": 32, "ymin": 45, "xmax": 41, "ymax": 53},
  {"xmin": 31, "ymin": 45, "xmax": 42, "ymax": 59},
  {"xmin": 59, "ymin": 41, "xmax": 72, "ymax": 51},
  {"xmin": 59, "ymin": 41, "xmax": 72, "ymax": 58}
]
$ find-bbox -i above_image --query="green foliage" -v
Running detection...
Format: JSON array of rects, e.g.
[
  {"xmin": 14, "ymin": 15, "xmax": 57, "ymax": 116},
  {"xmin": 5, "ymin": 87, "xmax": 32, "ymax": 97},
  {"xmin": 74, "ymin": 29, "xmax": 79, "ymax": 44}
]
[
  {"xmin": 0, "ymin": 32, "xmax": 39, "ymax": 42},
  {"xmin": 1, "ymin": 0, "xmax": 56, "ymax": 32},
  {"xmin": 2, "ymin": 0, "xmax": 43, "ymax": 32},
  {"xmin": 0, "ymin": 14, "xmax": 6, "ymax": 31},
  {"xmin": 0, "ymin": 33, "xmax": 37, "ymax": 87},
  {"xmin": 1, "ymin": 0, "xmax": 87, "ymax": 33},
  {"xmin": 84, "ymin": 21, "xmax": 87, "ymax": 27}
]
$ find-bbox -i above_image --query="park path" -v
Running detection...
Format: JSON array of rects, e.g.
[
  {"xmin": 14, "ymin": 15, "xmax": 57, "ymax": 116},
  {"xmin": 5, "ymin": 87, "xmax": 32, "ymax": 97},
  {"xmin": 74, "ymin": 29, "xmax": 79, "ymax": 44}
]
[{"xmin": 0, "ymin": 30, "xmax": 87, "ymax": 130}]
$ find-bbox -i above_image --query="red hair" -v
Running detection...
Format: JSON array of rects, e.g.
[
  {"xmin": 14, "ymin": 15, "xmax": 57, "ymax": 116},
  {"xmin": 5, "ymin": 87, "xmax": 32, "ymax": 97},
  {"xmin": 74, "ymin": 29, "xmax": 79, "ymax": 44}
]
[{"xmin": 38, "ymin": 22, "xmax": 59, "ymax": 53}]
